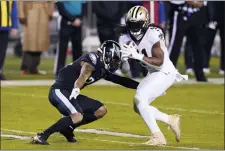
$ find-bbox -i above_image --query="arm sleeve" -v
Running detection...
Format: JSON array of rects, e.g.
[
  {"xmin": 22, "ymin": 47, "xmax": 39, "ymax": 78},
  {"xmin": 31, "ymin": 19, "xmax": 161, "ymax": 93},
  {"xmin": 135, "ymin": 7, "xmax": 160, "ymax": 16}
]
[
  {"xmin": 119, "ymin": 34, "xmax": 131, "ymax": 45},
  {"xmin": 11, "ymin": 1, "xmax": 18, "ymax": 29},
  {"xmin": 80, "ymin": 53, "xmax": 98, "ymax": 70},
  {"xmin": 56, "ymin": 2, "xmax": 77, "ymax": 21},
  {"xmin": 104, "ymin": 73, "xmax": 139, "ymax": 89}
]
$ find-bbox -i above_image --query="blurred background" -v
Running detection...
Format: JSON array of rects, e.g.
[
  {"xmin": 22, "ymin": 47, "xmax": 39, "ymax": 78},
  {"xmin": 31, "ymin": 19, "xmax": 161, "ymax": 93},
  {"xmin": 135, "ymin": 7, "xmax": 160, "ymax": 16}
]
[{"xmin": 0, "ymin": 1, "xmax": 224, "ymax": 81}]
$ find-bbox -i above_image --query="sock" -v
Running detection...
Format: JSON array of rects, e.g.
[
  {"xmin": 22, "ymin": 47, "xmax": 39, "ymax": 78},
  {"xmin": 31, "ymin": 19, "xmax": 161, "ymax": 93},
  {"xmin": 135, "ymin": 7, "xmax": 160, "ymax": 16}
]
[
  {"xmin": 72, "ymin": 113, "xmax": 97, "ymax": 129},
  {"xmin": 150, "ymin": 106, "xmax": 169, "ymax": 124},
  {"xmin": 137, "ymin": 103, "xmax": 160, "ymax": 133},
  {"xmin": 42, "ymin": 116, "xmax": 73, "ymax": 139}
]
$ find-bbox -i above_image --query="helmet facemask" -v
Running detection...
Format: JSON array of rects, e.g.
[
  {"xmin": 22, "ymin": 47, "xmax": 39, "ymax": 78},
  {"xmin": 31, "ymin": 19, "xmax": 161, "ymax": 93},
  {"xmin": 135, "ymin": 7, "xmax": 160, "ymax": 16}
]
[
  {"xmin": 101, "ymin": 41, "xmax": 122, "ymax": 73},
  {"xmin": 127, "ymin": 20, "xmax": 146, "ymax": 40}
]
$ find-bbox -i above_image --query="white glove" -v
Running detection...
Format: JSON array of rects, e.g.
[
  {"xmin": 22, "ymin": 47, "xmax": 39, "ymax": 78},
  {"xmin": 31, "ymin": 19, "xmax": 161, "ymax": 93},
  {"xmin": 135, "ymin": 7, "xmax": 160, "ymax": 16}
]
[
  {"xmin": 121, "ymin": 44, "xmax": 144, "ymax": 61},
  {"xmin": 69, "ymin": 88, "xmax": 80, "ymax": 100},
  {"xmin": 121, "ymin": 51, "xmax": 130, "ymax": 61}
]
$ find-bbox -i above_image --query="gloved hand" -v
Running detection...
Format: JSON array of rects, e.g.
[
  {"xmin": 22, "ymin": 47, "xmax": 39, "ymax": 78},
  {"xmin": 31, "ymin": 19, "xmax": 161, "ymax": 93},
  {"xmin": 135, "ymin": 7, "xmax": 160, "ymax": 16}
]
[
  {"xmin": 121, "ymin": 43, "xmax": 144, "ymax": 61},
  {"xmin": 121, "ymin": 50, "xmax": 130, "ymax": 61},
  {"xmin": 69, "ymin": 88, "xmax": 80, "ymax": 100}
]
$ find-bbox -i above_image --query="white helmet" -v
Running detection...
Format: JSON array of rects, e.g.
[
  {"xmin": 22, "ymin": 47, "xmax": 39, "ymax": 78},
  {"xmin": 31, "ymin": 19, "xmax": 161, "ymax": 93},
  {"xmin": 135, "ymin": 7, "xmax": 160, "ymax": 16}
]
[{"xmin": 126, "ymin": 6, "xmax": 149, "ymax": 40}]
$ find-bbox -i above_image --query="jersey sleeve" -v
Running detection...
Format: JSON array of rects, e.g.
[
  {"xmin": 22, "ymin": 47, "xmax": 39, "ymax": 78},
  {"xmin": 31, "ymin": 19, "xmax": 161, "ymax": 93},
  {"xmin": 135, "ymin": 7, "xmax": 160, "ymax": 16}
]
[
  {"xmin": 80, "ymin": 53, "xmax": 98, "ymax": 69},
  {"xmin": 147, "ymin": 27, "xmax": 165, "ymax": 45}
]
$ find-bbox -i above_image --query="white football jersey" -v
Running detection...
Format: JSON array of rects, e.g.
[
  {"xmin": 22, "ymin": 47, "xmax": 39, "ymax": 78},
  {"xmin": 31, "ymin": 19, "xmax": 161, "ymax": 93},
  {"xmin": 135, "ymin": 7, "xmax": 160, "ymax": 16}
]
[{"xmin": 119, "ymin": 26, "xmax": 176, "ymax": 74}]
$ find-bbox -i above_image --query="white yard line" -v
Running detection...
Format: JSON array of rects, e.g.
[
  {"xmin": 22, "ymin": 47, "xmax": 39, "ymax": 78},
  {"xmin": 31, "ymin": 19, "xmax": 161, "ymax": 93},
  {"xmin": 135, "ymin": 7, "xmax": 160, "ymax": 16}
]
[
  {"xmin": 1, "ymin": 78, "xmax": 224, "ymax": 87},
  {"xmin": 1, "ymin": 133, "xmax": 31, "ymax": 140},
  {"xmin": 1, "ymin": 129, "xmax": 200, "ymax": 150},
  {"xmin": 1, "ymin": 128, "xmax": 148, "ymax": 138},
  {"xmin": 2, "ymin": 92, "xmax": 224, "ymax": 115}
]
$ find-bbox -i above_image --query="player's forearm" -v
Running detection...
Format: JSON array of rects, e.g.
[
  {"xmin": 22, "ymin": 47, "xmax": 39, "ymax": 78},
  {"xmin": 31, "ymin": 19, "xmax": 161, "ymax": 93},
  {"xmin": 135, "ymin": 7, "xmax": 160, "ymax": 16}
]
[
  {"xmin": 74, "ymin": 62, "xmax": 94, "ymax": 89},
  {"xmin": 142, "ymin": 56, "xmax": 163, "ymax": 66},
  {"xmin": 74, "ymin": 76, "xmax": 88, "ymax": 89},
  {"xmin": 105, "ymin": 73, "xmax": 139, "ymax": 89}
]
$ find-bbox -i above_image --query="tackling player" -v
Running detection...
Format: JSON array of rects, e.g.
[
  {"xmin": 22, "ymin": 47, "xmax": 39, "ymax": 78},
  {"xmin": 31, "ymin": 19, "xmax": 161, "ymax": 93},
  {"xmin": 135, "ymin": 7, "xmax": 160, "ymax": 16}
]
[
  {"xmin": 31, "ymin": 40, "xmax": 139, "ymax": 145},
  {"xmin": 117, "ymin": 6, "xmax": 188, "ymax": 146}
]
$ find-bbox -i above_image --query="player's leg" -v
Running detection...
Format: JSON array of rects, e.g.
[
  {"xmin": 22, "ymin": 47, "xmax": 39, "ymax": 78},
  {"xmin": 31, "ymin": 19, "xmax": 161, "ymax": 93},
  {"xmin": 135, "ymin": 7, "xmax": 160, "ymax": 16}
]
[
  {"xmin": 134, "ymin": 72, "xmax": 181, "ymax": 143},
  {"xmin": 218, "ymin": 23, "xmax": 225, "ymax": 74},
  {"xmin": 31, "ymin": 88, "xmax": 83, "ymax": 145},
  {"xmin": 60, "ymin": 95, "xmax": 106, "ymax": 142},
  {"xmin": 73, "ymin": 95, "xmax": 107, "ymax": 128},
  {"xmin": 54, "ymin": 23, "xmax": 71, "ymax": 77},
  {"xmin": 71, "ymin": 26, "xmax": 82, "ymax": 62},
  {"xmin": 187, "ymin": 26, "xmax": 207, "ymax": 81},
  {"xmin": 168, "ymin": 12, "xmax": 186, "ymax": 67},
  {"xmin": 134, "ymin": 71, "xmax": 178, "ymax": 145}
]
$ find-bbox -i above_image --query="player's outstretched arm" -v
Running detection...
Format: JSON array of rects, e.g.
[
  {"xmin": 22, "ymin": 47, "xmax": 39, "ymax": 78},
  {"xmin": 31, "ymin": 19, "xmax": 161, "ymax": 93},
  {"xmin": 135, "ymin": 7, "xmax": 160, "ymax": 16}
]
[
  {"xmin": 104, "ymin": 73, "xmax": 139, "ymax": 89},
  {"xmin": 75, "ymin": 62, "xmax": 95, "ymax": 89},
  {"xmin": 142, "ymin": 41, "xmax": 164, "ymax": 67},
  {"xmin": 70, "ymin": 62, "xmax": 95, "ymax": 100}
]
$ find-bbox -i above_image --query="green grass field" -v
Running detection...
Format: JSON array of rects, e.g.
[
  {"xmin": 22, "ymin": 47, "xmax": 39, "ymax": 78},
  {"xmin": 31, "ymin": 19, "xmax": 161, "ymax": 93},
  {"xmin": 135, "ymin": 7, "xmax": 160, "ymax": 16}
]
[
  {"xmin": 1, "ymin": 84, "xmax": 224, "ymax": 150},
  {"xmin": 3, "ymin": 55, "xmax": 224, "ymax": 80}
]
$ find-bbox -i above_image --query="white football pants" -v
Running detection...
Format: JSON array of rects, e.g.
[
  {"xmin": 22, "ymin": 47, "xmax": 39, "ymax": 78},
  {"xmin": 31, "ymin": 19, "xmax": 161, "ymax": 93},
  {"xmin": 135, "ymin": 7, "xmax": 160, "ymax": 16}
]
[{"xmin": 134, "ymin": 71, "xmax": 177, "ymax": 134}]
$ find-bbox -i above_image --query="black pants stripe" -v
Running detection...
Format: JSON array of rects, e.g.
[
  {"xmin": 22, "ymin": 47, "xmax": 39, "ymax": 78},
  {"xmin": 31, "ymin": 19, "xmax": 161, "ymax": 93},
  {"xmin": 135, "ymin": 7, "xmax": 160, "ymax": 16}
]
[{"xmin": 0, "ymin": 30, "xmax": 9, "ymax": 73}]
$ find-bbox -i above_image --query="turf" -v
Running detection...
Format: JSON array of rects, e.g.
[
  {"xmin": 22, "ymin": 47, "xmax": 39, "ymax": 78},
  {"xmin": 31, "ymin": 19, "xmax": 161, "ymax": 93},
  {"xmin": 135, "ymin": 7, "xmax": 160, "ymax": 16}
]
[
  {"xmin": 1, "ymin": 85, "xmax": 224, "ymax": 150},
  {"xmin": 3, "ymin": 55, "xmax": 224, "ymax": 80}
]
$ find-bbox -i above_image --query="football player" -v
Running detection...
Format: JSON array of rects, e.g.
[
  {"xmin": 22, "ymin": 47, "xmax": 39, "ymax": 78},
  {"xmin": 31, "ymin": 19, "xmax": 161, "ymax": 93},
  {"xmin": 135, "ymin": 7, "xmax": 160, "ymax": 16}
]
[
  {"xmin": 31, "ymin": 40, "xmax": 139, "ymax": 145},
  {"xmin": 118, "ymin": 6, "xmax": 188, "ymax": 146}
]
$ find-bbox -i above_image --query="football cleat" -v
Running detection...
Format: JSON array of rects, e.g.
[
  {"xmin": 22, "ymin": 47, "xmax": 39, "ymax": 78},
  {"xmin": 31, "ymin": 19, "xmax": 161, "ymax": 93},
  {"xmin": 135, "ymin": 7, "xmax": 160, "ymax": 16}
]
[
  {"xmin": 60, "ymin": 127, "xmax": 78, "ymax": 143},
  {"xmin": 168, "ymin": 114, "xmax": 181, "ymax": 142},
  {"xmin": 144, "ymin": 131, "xmax": 167, "ymax": 146},
  {"xmin": 30, "ymin": 133, "xmax": 49, "ymax": 145}
]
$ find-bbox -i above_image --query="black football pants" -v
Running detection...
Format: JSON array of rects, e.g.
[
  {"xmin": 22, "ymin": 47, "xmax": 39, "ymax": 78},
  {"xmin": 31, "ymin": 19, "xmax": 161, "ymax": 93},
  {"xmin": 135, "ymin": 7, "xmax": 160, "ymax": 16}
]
[
  {"xmin": 204, "ymin": 23, "xmax": 224, "ymax": 71},
  {"xmin": 0, "ymin": 31, "xmax": 9, "ymax": 73},
  {"xmin": 54, "ymin": 21, "xmax": 82, "ymax": 76},
  {"xmin": 169, "ymin": 11, "xmax": 207, "ymax": 81}
]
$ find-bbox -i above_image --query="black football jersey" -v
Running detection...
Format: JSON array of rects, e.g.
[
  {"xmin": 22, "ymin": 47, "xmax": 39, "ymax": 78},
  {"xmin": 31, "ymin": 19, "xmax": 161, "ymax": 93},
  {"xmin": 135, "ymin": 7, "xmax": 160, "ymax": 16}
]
[{"xmin": 52, "ymin": 52, "xmax": 107, "ymax": 91}]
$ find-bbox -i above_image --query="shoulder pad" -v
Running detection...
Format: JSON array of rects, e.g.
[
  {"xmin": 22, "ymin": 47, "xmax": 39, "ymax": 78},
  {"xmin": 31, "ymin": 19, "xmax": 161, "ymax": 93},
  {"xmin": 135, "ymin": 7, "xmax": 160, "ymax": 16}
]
[
  {"xmin": 88, "ymin": 53, "xmax": 97, "ymax": 65},
  {"xmin": 146, "ymin": 26, "xmax": 165, "ymax": 44}
]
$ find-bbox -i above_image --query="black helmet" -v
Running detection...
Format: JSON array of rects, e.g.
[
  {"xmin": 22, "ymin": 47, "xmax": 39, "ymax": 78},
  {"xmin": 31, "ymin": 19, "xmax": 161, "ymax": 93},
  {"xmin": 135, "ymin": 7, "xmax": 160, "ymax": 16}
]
[{"xmin": 99, "ymin": 40, "xmax": 122, "ymax": 72}]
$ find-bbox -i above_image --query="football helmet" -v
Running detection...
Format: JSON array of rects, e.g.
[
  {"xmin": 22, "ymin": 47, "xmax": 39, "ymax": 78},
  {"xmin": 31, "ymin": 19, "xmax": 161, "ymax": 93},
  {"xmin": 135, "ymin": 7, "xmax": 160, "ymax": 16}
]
[
  {"xmin": 99, "ymin": 40, "xmax": 122, "ymax": 72},
  {"xmin": 126, "ymin": 6, "xmax": 149, "ymax": 40}
]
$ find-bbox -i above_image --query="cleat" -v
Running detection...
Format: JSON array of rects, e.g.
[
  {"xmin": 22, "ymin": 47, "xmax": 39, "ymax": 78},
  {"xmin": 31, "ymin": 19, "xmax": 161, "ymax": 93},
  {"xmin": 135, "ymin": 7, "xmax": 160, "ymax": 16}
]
[
  {"xmin": 30, "ymin": 133, "xmax": 49, "ymax": 145},
  {"xmin": 168, "ymin": 114, "xmax": 181, "ymax": 142},
  {"xmin": 144, "ymin": 131, "xmax": 167, "ymax": 146},
  {"xmin": 60, "ymin": 127, "xmax": 78, "ymax": 143}
]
